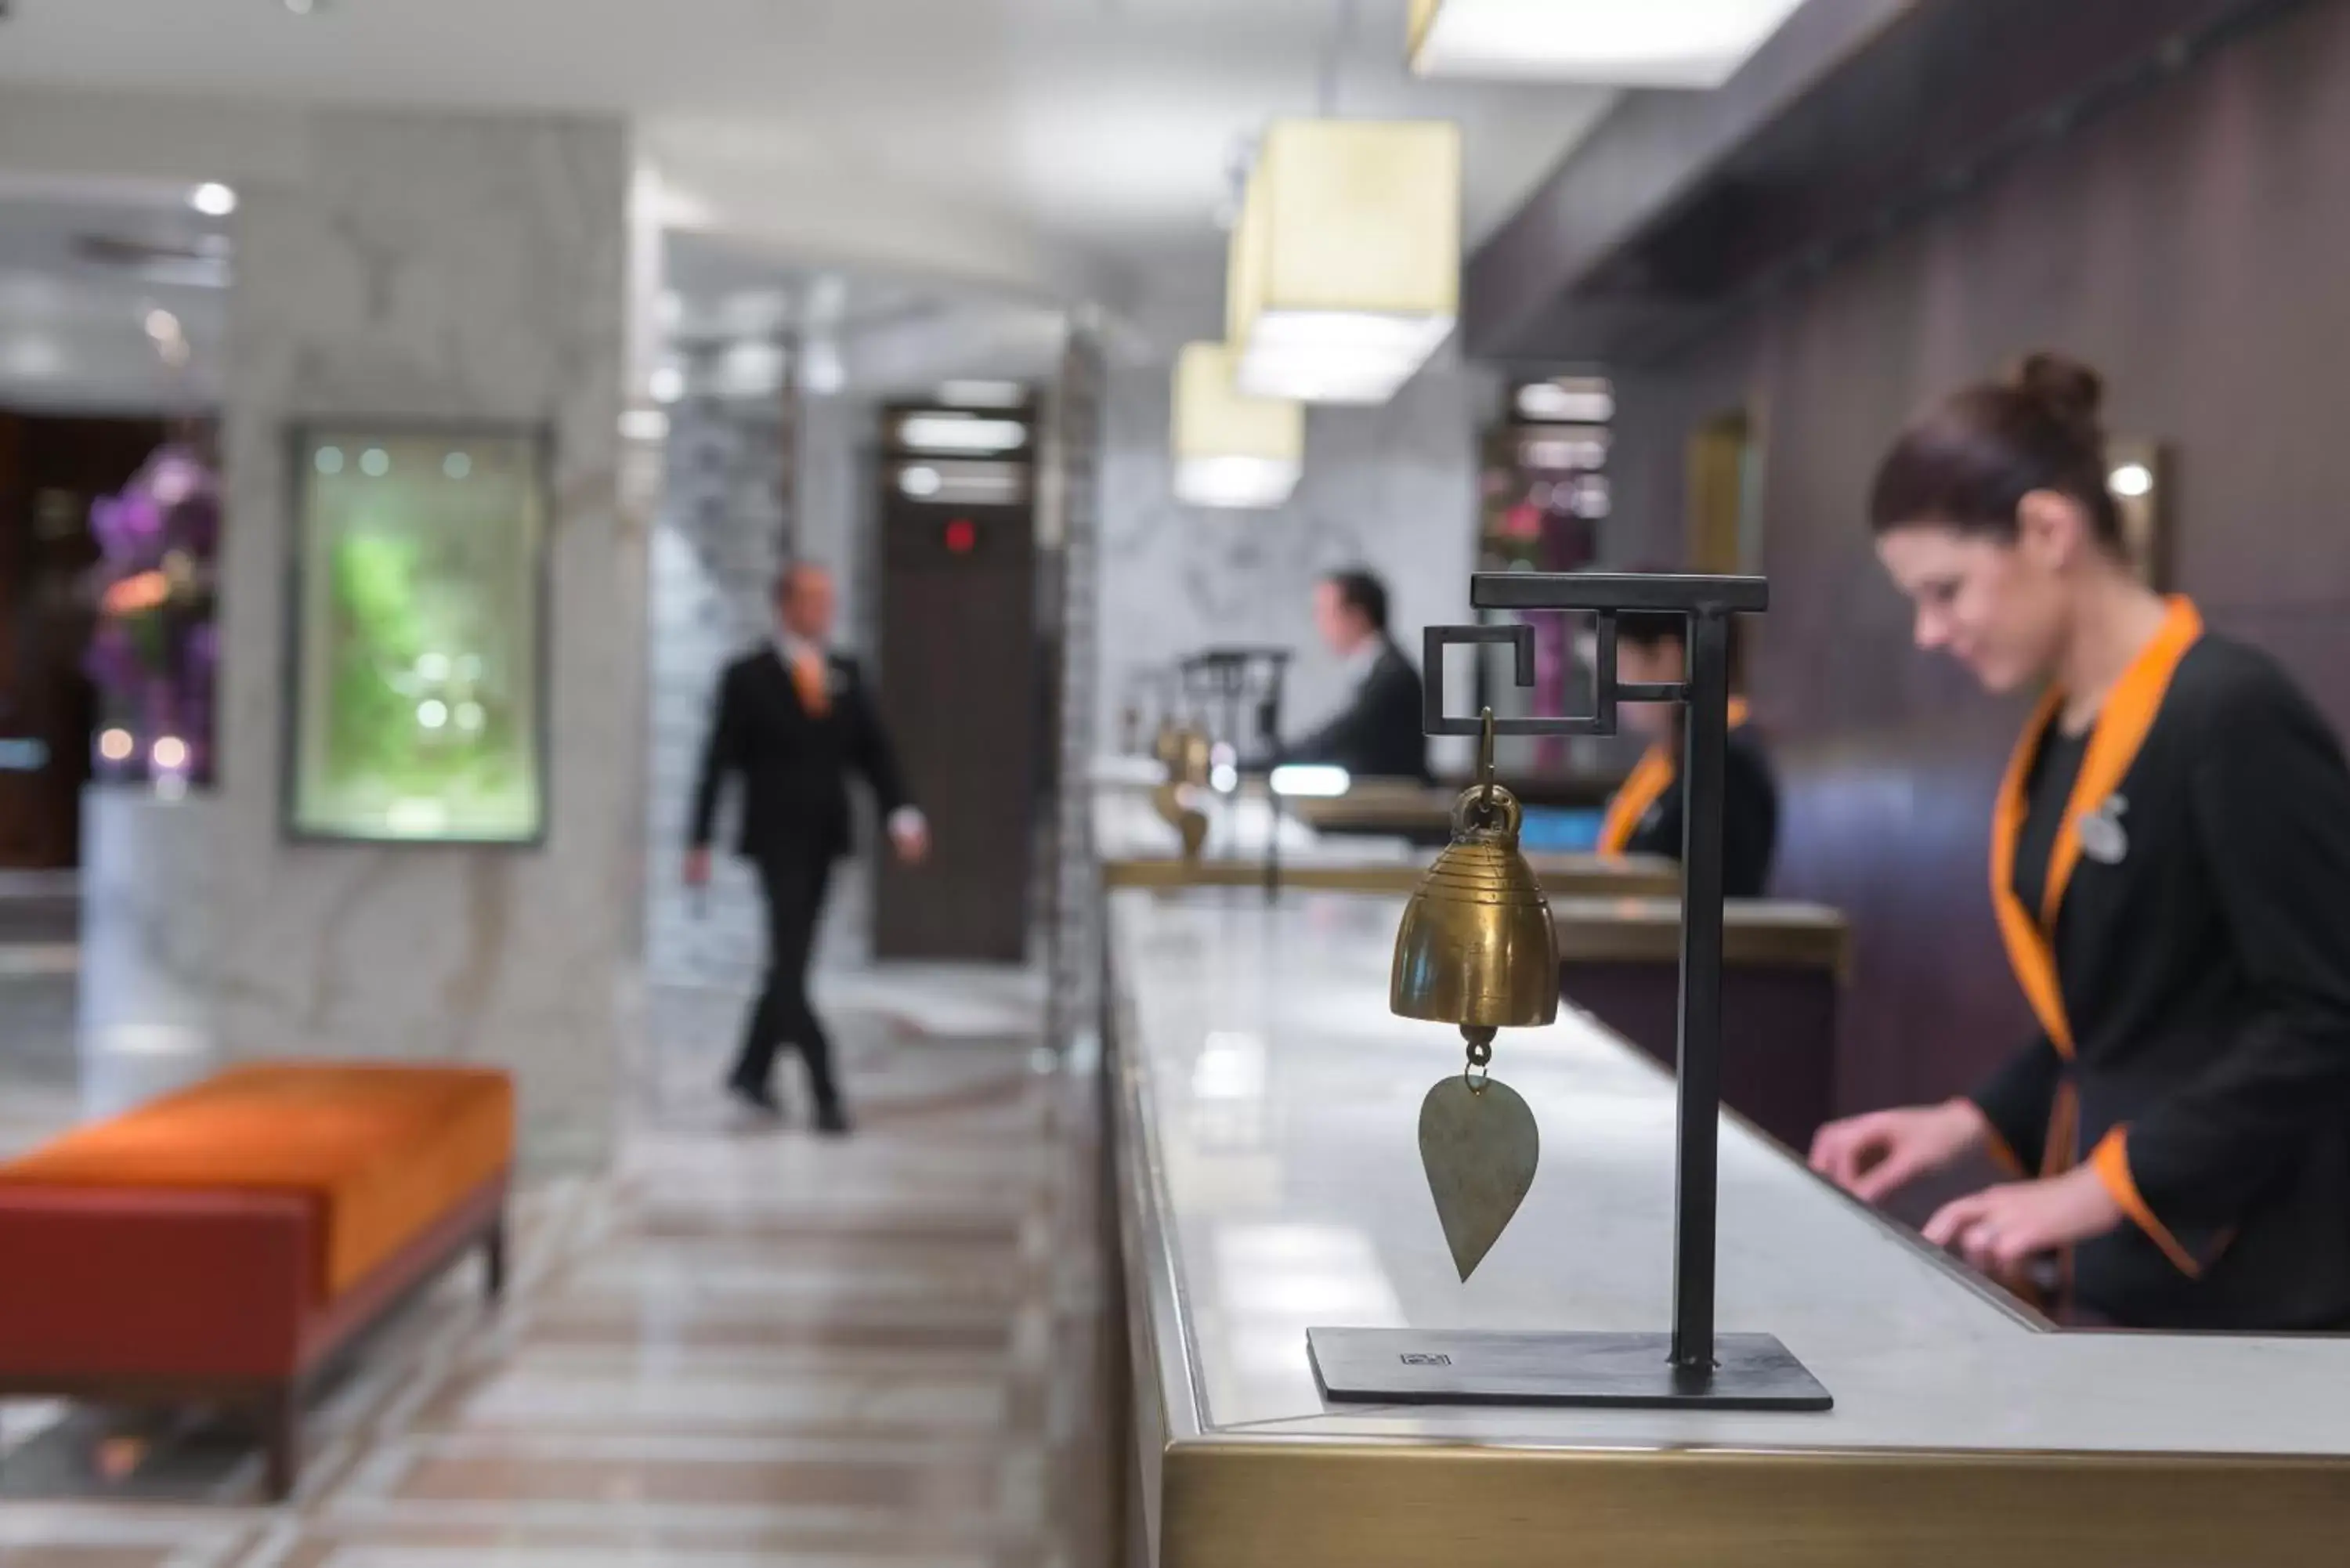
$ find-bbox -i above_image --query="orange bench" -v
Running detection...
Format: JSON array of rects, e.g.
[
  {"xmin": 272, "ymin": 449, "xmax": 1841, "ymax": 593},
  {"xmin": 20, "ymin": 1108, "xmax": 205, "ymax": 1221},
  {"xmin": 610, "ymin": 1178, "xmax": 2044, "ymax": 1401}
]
[{"xmin": 0, "ymin": 1062, "xmax": 513, "ymax": 1498}]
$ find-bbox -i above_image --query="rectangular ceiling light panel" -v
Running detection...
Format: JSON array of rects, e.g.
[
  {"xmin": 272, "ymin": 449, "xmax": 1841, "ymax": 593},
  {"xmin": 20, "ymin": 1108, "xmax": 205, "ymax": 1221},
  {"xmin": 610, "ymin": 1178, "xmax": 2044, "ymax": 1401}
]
[
  {"xmin": 1172, "ymin": 341, "xmax": 1305, "ymax": 509},
  {"xmin": 1408, "ymin": 0, "xmax": 1809, "ymax": 88},
  {"xmin": 1227, "ymin": 119, "xmax": 1462, "ymax": 406}
]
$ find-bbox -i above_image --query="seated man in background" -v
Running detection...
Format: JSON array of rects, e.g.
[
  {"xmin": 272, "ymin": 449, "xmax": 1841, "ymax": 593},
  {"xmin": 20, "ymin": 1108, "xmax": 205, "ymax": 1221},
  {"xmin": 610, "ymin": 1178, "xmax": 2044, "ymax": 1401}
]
[{"xmin": 1283, "ymin": 569, "xmax": 1430, "ymax": 782}]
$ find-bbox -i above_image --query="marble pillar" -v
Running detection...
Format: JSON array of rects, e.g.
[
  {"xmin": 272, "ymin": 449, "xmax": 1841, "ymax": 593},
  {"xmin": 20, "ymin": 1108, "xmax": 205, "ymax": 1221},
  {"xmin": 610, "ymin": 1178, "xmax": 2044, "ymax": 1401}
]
[
  {"xmin": 209, "ymin": 108, "xmax": 640, "ymax": 1172},
  {"xmin": 77, "ymin": 789, "xmax": 222, "ymax": 1119}
]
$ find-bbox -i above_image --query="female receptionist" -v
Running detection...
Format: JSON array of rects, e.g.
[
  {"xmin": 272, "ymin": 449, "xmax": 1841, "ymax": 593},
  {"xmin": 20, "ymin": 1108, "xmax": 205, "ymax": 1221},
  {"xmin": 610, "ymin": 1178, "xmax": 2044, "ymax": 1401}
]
[
  {"xmin": 1810, "ymin": 352, "xmax": 2350, "ymax": 1330},
  {"xmin": 1593, "ymin": 609, "xmax": 1780, "ymax": 898}
]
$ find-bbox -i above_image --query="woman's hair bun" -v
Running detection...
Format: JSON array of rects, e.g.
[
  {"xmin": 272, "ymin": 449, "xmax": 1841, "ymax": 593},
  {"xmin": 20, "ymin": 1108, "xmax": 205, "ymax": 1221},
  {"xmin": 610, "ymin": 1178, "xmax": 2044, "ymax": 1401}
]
[{"xmin": 2011, "ymin": 351, "xmax": 2104, "ymax": 433}]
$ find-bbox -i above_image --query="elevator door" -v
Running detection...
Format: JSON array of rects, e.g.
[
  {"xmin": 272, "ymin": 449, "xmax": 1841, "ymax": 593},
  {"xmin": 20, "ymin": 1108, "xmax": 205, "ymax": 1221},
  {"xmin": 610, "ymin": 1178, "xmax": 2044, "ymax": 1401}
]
[{"xmin": 872, "ymin": 496, "xmax": 1037, "ymax": 963}]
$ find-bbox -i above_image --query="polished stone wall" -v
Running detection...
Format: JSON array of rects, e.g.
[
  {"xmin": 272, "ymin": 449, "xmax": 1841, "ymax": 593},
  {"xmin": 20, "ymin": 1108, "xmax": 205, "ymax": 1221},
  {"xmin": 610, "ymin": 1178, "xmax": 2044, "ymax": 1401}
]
[
  {"xmin": 207, "ymin": 107, "xmax": 640, "ymax": 1170},
  {"xmin": 1606, "ymin": 0, "xmax": 2350, "ymax": 1125},
  {"xmin": 1094, "ymin": 359, "xmax": 1491, "ymax": 770},
  {"xmin": 76, "ymin": 790, "xmax": 220, "ymax": 1120}
]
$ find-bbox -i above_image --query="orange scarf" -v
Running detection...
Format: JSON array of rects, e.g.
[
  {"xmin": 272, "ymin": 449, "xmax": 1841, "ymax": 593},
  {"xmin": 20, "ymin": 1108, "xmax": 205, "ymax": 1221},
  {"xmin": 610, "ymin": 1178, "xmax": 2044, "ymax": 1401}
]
[{"xmin": 1597, "ymin": 698, "xmax": 1751, "ymax": 858}]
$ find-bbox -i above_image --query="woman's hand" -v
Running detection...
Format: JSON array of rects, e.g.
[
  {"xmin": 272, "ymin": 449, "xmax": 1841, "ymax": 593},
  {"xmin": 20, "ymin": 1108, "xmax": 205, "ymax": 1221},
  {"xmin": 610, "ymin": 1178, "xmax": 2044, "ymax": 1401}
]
[
  {"xmin": 1809, "ymin": 1098, "xmax": 1989, "ymax": 1203},
  {"xmin": 1922, "ymin": 1166, "xmax": 2124, "ymax": 1275}
]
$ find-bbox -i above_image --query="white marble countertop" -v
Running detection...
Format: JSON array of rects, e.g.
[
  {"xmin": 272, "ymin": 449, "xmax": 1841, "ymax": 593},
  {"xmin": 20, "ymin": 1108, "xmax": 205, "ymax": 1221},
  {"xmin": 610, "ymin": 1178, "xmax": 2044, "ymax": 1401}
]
[
  {"xmin": 1108, "ymin": 886, "xmax": 2350, "ymax": 1461},
  {"xmin": 1093, "ymin": 782, "xmax": 1417, "ymax": 867}
]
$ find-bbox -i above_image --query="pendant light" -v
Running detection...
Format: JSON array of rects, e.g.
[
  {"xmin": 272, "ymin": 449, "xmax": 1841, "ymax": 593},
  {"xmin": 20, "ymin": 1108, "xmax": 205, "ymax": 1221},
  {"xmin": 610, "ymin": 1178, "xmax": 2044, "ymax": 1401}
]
[
  {"xmin": 1171, "ymin": 341, "xmax": 1305, "ymax": 509},
  {"xmin": 1406, "ymin": 0, "xmax": 1807, "ymax": 88},
  {"xmin": 1225, "ymin": 117, "xmax": 1462, "ymax": 406}
]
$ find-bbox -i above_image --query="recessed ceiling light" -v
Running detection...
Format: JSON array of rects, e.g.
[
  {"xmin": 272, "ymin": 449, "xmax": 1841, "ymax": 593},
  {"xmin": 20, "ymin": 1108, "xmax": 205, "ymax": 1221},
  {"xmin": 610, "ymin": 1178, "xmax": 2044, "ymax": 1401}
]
[
  {"xmin": 190, "ymin": 182, "xmax": 237, "ymax": 218},
  {"xmin": 896, "ymin": 414, "xmax": 1029, "ymax": 455},
  {"xmin": 938, "ymin": 380, "xmax": 1028, "ymax": 409},
  {"xmin": 284, "ymin": 0, "xmax": 323, "ymax": 14}
]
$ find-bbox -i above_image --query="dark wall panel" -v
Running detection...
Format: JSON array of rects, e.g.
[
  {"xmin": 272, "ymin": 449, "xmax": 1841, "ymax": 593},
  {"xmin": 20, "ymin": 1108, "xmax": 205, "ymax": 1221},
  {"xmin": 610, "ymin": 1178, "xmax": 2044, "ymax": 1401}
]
[
  {"xmin": 0, "ymin": 414, "xmax": 171, "ymax": 869},
  {"xmin": 1608, "ymin": 0, "xmax": 2350, "ymax": 1115},
  {"xmin": 873, "ymin": 496, "xmax": 1039, "ymax": 963}
]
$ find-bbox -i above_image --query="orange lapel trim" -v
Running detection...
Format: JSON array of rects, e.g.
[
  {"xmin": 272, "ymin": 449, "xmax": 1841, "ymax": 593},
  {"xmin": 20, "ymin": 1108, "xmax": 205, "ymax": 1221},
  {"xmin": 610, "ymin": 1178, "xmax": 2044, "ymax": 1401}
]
[
  {"xmin": 1598, "ymin": 698, "xmax": 1751, "ymax": 858},
  {"xmin": 1989, "ymin": 598, "xmax": 2204, "ymax": 1059}
]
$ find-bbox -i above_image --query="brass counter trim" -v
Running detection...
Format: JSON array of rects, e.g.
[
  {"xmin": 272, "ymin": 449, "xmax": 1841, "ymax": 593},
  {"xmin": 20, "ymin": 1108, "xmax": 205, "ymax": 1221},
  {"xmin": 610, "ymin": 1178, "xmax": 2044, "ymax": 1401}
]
[
  {"xmin": 1160, "ymin": 1440, "xmax": 2350, "ymax": 1568},
  {"xmin": 1291, "ymin": 774, "xmax": 1624, "ymax": 831},
  {"xmin": 1548, "ymin": 895, "xmax": 1851, "ymax": 976},
  {"xmin": 1102, "ymin": 854, "xmax": 1679, "ymax": 900},
  {"xmin": 1101, "ymin": 862, "xmax": 1846, "ymax": 974},
  {"xmin": 1106, "ymin": 967, "xmax": 1213, "ymax": 1447}
]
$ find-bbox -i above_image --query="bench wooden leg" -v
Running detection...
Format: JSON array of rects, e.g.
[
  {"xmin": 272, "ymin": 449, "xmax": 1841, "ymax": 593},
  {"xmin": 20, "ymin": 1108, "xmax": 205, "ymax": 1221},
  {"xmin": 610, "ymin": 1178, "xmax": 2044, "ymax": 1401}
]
[
  {"xmin": 483, "ymin": 1214, "xmax": 508, "ymax": 1302},
  {"xmin": 262, "ymin": 1387, "xmax": 300, "ymax": 1502}
]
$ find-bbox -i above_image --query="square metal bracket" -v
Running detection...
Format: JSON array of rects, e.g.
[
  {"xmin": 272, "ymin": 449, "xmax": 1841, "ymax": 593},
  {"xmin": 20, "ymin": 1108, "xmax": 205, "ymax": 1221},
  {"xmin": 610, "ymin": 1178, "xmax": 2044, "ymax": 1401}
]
[{"xmin": 1423, "ymin": 572, "xmax": 1768, "ymax": 742}]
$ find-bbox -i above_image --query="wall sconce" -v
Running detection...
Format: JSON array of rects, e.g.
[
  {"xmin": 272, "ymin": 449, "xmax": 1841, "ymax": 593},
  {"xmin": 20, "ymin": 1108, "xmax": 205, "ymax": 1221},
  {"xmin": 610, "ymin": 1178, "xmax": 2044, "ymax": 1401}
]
[{"xmin": 2107, "ymin": 438, "xmax": 2168, "ymax": 589}]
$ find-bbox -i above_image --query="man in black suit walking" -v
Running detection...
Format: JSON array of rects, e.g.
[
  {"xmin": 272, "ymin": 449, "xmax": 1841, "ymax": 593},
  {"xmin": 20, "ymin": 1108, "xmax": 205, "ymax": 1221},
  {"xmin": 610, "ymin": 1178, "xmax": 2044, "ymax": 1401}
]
[
  {"xmin": 1283, "ymin": 569, "xmax": 1430, "ymax": 782},
  {"xmin": 685, "ymin": 563, "xmax": 927, "ymax": 1133}
]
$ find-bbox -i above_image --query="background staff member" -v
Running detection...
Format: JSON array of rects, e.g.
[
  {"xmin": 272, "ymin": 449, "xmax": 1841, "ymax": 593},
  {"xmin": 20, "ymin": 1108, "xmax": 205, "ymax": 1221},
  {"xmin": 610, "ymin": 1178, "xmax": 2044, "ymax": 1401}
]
[
  {"xmin": 686, "ymin": 563, "xmax": 927, "ymax": 1133},
  {"xmin": 1811, "ymin": 353, "xmax": 2350, "ymax": 1330},
  {"xmin": 1282, "ymin": 568, "xmax": 1428, "ymax": 781},
  {"xmin": 1590, "ymin": 609, "xmax": 1779, "ymax": 898}
]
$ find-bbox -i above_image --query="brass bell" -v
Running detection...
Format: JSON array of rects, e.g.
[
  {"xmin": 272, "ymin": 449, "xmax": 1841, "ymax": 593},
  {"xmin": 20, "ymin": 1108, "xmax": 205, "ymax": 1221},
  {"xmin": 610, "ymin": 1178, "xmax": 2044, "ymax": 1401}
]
[
  {"xmin": 1152, "ymin": 717, "xmax": 1186, "ymax": 771},
  {"xmin": 1151, "ymin": 723, "xmax": 1213, "ymax": 864},
  {"xmin": 1392, "ymin": 711, "xmax": 1555, "ymax": 1281},
  {"xmin": 1177, "ymin": 728, "xmax": 1213, "ymax": 789},
  {"xmin": 1152, "ymin": 781, "xmax": 1210, "ymax": 863},
  {"xmin": 1390, "ymin": 779, "xmax": 1559, "ymax": 1034}
]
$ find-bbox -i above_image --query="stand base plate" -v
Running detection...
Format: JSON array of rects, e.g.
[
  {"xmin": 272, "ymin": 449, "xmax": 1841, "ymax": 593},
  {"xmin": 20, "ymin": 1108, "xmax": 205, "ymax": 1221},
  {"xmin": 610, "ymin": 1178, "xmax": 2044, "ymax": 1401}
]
[{"xmin": 1307, "ymin": 1328, "xmax": 1831, "ymax": 1411}]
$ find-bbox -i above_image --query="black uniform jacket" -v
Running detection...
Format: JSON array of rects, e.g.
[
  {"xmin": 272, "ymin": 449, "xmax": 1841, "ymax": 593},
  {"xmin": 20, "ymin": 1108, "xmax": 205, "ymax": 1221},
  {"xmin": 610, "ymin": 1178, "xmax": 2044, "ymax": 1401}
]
[
  {"xmin": 1975, "ymin": 598, "xmax": 2350, "ymax": 1329},
  {"xmin": 690, "ymin": 645, "xmax": 910, "ymax": 863},
  {"xmin": 1597, "ymin": 701, "xmax": 1781, "ymax": 898},
  {"xmin": 1284, "ymin": 638, "xmax": 1430, "ymax": 782}
]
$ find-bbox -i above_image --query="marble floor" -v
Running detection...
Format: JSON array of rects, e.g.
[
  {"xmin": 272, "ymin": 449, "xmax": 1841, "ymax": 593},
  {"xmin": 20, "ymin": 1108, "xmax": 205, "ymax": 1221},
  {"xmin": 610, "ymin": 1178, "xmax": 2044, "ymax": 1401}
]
[{"xmin": 0, "ymin": 889, "xmax": 1102, "ymax": 1568}]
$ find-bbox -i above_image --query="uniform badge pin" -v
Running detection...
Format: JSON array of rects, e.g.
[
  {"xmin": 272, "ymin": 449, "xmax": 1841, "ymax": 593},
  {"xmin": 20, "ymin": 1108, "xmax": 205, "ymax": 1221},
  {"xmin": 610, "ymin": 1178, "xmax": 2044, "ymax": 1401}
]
[{"xmin": 2079, "ymin": 794, "xmax": 2130, "ymax": 865}]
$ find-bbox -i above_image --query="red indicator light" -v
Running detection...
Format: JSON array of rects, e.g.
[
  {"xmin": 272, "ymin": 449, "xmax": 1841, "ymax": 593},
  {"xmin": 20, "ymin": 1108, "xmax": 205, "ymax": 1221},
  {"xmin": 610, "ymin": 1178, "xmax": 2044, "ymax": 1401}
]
[{"xmin": 945, "ymin": 518, "xmax": 978, "ymax": 555}]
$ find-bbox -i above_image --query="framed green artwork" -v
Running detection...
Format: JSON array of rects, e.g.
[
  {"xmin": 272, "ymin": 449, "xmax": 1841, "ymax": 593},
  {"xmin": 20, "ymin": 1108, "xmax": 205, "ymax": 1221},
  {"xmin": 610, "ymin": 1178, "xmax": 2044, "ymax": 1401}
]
[{"xmin": 284, "ymin": 423, "xmax": 549, "ymax": 844}]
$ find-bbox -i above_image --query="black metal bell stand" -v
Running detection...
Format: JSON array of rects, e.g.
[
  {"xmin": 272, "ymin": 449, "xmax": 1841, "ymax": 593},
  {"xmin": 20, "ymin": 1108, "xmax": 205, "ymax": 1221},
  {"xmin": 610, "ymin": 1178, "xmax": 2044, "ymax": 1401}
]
[{"xmin": 1307, "ymin": 572, "xmax": 1831, "ymax": 1411}]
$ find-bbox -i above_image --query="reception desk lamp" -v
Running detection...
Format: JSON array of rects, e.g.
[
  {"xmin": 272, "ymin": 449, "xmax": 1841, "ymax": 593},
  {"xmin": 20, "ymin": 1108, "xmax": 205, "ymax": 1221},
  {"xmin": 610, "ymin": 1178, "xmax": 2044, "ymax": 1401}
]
[{"xmin": 1307, "ymin": 571, "xmax": 1830, "ymax": 1411}]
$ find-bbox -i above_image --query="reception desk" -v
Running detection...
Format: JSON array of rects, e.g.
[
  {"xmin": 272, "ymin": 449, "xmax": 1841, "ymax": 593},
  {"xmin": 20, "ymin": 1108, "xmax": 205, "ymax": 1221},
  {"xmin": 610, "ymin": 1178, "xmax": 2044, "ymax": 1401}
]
[
  {"xmin": 1105, "ymin": 887, "xmax": 2350, "ymax": 1568},
  {"xmin": 1096, "ymin": 783, "xmax": 1842, "ymax": 1147},
  {"xmin": 1292, "ymin": 770, "xmax": 1625, "ymax": 844},
  {"xmin": 1094, "ymin": 783, "xmax": 1679, "ymax": 899},
  {"xmin": 1549, "ymin": 896, "xmax": 1846, "ymax": 1151}
]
